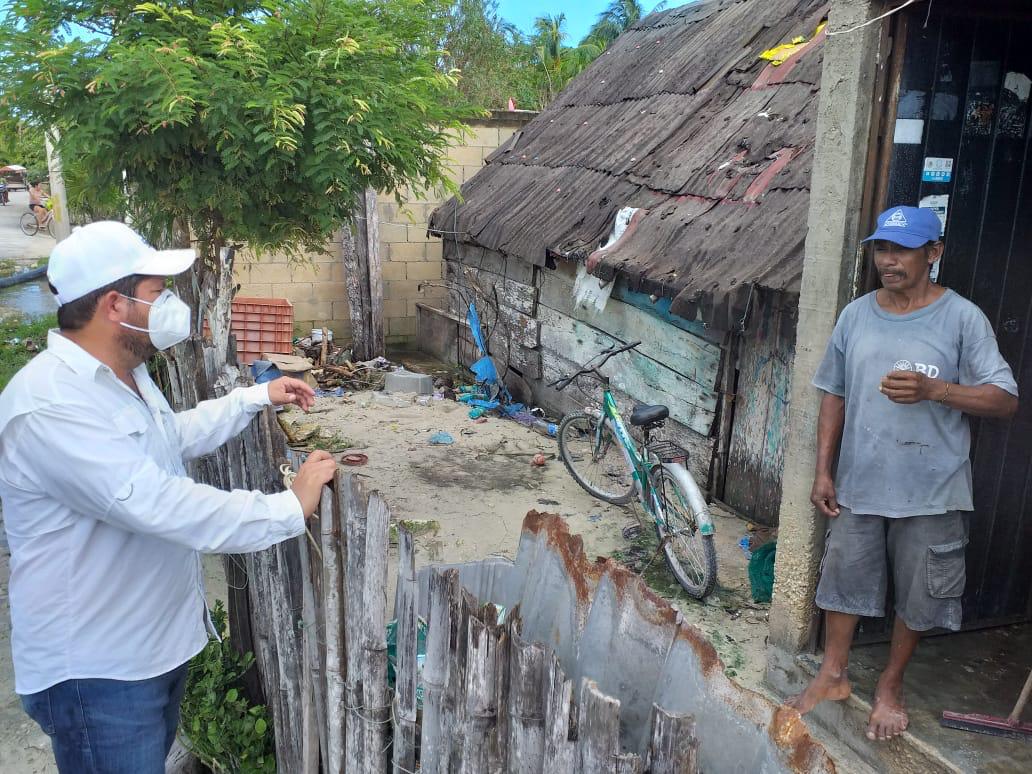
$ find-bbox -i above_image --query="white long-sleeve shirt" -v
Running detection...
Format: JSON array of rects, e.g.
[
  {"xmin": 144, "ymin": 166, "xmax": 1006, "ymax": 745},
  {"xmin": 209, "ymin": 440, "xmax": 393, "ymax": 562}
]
[{"xmin": 0, "ymin": 331, "xmax": 305, "ymax": 694}]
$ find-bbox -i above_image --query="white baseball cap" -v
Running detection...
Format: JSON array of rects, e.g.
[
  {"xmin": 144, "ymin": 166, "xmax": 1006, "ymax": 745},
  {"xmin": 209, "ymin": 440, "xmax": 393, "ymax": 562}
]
[{"xmin": 47, "ymin": 221, "xmax": 195, "ymax": 306}]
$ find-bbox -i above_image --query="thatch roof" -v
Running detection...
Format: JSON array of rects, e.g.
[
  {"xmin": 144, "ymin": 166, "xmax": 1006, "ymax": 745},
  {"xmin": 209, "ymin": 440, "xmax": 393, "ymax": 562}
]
[{"xmin": 429, "ymin": 0, "xmax": 828, "ymax": 329}]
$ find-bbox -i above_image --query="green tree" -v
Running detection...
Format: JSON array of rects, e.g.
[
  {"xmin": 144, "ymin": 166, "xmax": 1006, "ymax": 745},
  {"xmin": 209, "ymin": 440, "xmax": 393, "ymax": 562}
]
[
  {"xmin": 1, "ymin": 0, "xmax": 469, "ymax": 360},
  {"xmin": 529, "ymin": 13, "xmax": 606, "ymax": 106},
  {"xmin": 440, "ymin": 0, "xmax": 537, "ymax": 110},
  {"xmin": 585, "ymin": 0, "xmax": 666, "ymax": 48}
]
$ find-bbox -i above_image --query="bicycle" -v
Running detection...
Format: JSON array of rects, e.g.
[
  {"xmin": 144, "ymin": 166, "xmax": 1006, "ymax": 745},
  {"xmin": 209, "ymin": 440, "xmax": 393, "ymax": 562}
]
[
  {"xmin": 552, "ymin": 341, "xmax": 718, "ymax": 599},
  {"xmin": 20, "ymin": 204, "xmax": 56, "ymax": 238}
]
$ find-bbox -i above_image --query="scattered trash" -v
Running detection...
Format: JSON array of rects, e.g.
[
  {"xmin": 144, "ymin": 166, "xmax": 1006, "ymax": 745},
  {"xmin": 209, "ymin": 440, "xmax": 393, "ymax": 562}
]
[
  {"xmin": 622, "ymin": 524, "xmax": 643, "ymax": 540},
  {"xmin": 473, "ymin": 417, "xmax": 488, "ymax": 424},
  {"xmin": 385, "ymin": 367, "xmax": 434, "ymax": 395},
  {"xmin": 531, "ymin": 453, "xmax": 547, "ymax": 466},
  {"xmin": 460, "ymin": 428, "xmax": 476, "ymax": 436},
  {"xmin": 469, "ymin": 407, "xmax": 486, "ymax": 419},
  {"xmin": 314, "ymin": 386, "xmax": 346, "ymax": 398},
  {"xmin": 588, "ymin": 513, "xmax": 604, "ymax": 523},
  {"xmin": 251, "ymin": 360, "xmax": 284, "ymax": 385},
  {"xmin": 374, "ymin": 392, "xmax": 411, "ymax": 408},
  {"xmin": 537, "ymin": 498, "xmax": 560, "ymax": 506},
  {"xmin": 341, "ymin": 453, "xmax": 368, "ymax": 466},
  {"xmin": 416, "ymin": 394, "xmax": 433, "ymax": 406},
  {"xmin": 429, "ymin": 431, "xmax": 454, "ymax": 446}
]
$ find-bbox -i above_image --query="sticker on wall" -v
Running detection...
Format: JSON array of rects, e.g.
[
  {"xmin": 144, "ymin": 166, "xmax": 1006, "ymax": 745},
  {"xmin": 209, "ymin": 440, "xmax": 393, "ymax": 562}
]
[
  {"xmin": 920, "ymin": 194, "xmax": 949, "ymax": 282},
  {"xmin": 922, "ymin": 157, "xmax": 953, "ymax": 183},
  {"xmin": 893, "ymin": 118, "xmax": 925, "ymax": 144}
]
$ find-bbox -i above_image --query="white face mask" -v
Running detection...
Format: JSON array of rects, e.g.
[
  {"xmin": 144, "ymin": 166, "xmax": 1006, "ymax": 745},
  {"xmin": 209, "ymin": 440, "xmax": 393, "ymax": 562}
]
[{"xmin": 119, "ymin": 289, "xmax": 191, "ymax": 350}]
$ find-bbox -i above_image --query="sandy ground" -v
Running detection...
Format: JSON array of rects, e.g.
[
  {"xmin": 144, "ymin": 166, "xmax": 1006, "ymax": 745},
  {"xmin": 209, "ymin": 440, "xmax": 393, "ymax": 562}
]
[{"xmin": 286, "ymin": 390, "xmax": 772, "ymax": 693}]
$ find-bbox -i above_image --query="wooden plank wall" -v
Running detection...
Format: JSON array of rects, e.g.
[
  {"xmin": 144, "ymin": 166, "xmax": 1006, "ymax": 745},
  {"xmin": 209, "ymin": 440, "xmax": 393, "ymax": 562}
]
[
  {"xmin": 722, "ymin": 293, "xmax": 796, "ymax": 525},
  {"xmin": 442, "ymin": 245, "xmax": 724, "ymax": 485}
]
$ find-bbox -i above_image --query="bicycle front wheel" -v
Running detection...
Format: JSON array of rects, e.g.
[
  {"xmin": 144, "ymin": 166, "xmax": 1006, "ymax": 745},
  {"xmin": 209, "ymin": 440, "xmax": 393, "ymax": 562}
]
[
  {"xmin": 558, "ymin": 413, "xmax": 636, "ymax": 505},
  {"xmin": 46, "ymin": 218, "xmax": 57, "ymax": 239},
  {"xmin": 19, "ymin": 212, "xmax": 38, "ymax": 236},
  {"xmin": 651, "ymin": 466, "xmax": 717, "ymax": 599}
]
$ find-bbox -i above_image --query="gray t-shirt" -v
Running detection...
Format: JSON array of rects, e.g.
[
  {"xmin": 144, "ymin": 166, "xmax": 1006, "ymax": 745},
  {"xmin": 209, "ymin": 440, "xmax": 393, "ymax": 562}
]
[{"xmin": 813, "ymin": 289, "xmax": 1018, "ymax": 517}]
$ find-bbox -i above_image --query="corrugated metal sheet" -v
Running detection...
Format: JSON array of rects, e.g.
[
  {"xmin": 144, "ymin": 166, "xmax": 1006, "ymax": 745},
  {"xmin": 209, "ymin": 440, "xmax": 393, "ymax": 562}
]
[
  {"xmin": 429, "ymin": 0, "xmax": 828, "ymax": 329},
  {"xmin": 412, "ymin": 512, "xmax": 836, "ymax": 772}
]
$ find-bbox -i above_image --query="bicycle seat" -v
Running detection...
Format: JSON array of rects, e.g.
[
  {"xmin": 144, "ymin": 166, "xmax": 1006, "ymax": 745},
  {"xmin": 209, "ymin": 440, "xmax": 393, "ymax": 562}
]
[{"xmin": 630, "ymin": 404, "xmax": 669, "ymax": 426}]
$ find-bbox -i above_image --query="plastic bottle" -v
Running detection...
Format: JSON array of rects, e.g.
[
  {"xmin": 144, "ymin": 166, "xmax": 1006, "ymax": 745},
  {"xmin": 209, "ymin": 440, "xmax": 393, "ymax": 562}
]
[
  {"xmin": 530, "ymin": 418, "xmax": 558, "ymax": 438},
  {"xmin": 739, "ymin": 535, "xmax": 753, "ymax": 559}
]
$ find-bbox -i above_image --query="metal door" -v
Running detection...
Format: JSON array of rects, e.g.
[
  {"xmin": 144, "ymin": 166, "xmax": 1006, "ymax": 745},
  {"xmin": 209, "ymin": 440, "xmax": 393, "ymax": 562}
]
[{"xmin": 860, "ymin": 1, "xmax": 1032, "ymax": 637}]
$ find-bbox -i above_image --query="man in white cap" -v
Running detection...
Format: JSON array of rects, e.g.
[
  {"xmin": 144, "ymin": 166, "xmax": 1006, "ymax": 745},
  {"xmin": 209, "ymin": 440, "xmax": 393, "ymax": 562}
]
[{"xmin": 0, "ymin": 221, "xmax": 338, "ymax": 772}]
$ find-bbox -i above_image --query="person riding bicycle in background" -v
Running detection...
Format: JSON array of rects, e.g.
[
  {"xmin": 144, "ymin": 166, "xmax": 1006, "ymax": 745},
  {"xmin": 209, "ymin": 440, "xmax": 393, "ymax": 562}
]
[
  {"xmin": 0, "ymin": 178, "xmax": 9, "ymax": 205},
  {"xmin": 28, "ymin": 180, "xmax": 48, "ymax": 225}
]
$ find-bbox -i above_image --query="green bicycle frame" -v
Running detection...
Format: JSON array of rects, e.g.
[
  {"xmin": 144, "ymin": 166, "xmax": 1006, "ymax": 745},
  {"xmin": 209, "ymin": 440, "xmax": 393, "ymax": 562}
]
[{"xmin": 595, "ymin": 390, "xmax": 715, "ymax": 537}]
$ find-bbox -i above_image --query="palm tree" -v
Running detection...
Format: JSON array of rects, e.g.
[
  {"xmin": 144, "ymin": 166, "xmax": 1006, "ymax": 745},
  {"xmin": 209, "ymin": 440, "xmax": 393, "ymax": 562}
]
[
  {"xmin": 584, "ymin": 0, "xmax": 668, "ymax": 48},
  {"xmin": 531, "ymin": 14, "xmax": 569, "ymax": 103}
]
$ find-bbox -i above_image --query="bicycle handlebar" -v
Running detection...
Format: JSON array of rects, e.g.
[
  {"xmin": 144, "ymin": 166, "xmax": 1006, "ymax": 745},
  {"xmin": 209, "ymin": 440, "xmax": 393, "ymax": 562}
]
[{"xmin": 549, "ymin": 341, "xmax": 641, "ymax": 392}]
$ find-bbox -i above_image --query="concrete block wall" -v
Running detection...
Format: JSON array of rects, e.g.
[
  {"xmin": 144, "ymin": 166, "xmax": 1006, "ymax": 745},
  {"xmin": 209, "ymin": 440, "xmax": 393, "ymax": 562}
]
[
  {"xmin": 232, "ymin": 110, "xmax": 536, "ymax": 346},
  {"xmin": 235, "ymin": 241, "xmax": 349, "ymax": 339},
  {"xmin": 376, "ymin": 111, "xmax": 536, "ymax": 345}
]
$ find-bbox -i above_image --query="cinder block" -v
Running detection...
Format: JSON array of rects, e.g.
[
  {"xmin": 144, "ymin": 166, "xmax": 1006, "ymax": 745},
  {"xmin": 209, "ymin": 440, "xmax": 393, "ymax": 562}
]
[
  {"xmin": 235, "ymin": 283, "xmax": 272, "ymax": 297},
  {"xmin": 462, "ymin": 166, "xmax": 483, "ymax": 184},
  {"xmin": 331, "ymin": 263, "xmax": 347, "ymax": 283},
  {"xmin": 386, "ymin": 279, "xmax": 428, "ymax": 300},
  {"xmin": 497, "ymin": 127, "xmax": 516, "ymax": 145},
  {"xmin": 382, "ymin": 262, "xmax": 408, "ymax": 281},
  {"xmin": 310, "ymin": 246, "xmax": 337, "ymax": 264},
  {"xmin": 389, "ymin": 316, "xmax": 417, "ymax": 336},
  {"xmin": 273, "ymin": 282, "xmax": 308, "ymax": 301},
  {"xmin": 406, "ymin": 262, "xmax": 442, "ymax": 281},
  {"xmin": 471, "ymin": 124, "xmax": 500, "ymax": 148},
  {"xmin": 425, "ymin": 241, "xmax": 443, "ymax": 261},
  {"xmin": 290, "ymin": 263, "xmax": 324, "ymax": 283},
  {"xmin": 292, "ymin": 301, "xmax": 334, "ymax": 321},
  {"xmin": 407, "ymin": 224, "xmax": 429, "ymax": 242},
  {"xmin": 448, "ymin": 144, "xmax": 484, "ymax": 167},
  {"xmin": 389, "ymin": 242, "xmax": 426, "ymax": 262},
  {"xmin": 248, "ymin": 262, "xmax": 293, "ymax": 285},
  {"xmin": 313, "ymin": 282, "xmax": 348, "ymax": 301},
  {"xmin": 380, "ymin": 222, "xmax": 408, "ymax": 243},
  {"xmin": 384, "ymin": 298, "xmax": 408, "ymax": 318},
  {"xmin": 331, "ymin": 300, "xmax": 351, "ymax": 321}
]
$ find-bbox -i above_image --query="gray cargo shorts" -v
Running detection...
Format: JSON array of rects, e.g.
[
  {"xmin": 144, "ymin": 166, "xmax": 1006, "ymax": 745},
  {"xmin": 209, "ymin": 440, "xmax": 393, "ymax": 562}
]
[{"xmin": 815, "ymin": 507, "xmax": 970, "ymax": 631}]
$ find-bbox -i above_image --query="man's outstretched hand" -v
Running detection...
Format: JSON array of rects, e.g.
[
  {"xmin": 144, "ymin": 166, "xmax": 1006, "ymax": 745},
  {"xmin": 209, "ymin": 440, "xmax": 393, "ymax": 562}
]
[
  {"xmin": 879, "ymin": 371, "xmax": 938, "ymax": 404},
  {"xmin": 268, "ymin": 376, "xmax": 317, "ymax": 411},
  {"xmin": 291, "ymin": 451, "xmax": 338, "ymax": 518}
]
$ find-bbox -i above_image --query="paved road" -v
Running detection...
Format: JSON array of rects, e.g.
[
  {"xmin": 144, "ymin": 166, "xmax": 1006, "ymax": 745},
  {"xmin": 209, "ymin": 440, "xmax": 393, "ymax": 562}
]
[{"xmin": 0, "ymin": 190, "xmax": 55, "ymax": 267}]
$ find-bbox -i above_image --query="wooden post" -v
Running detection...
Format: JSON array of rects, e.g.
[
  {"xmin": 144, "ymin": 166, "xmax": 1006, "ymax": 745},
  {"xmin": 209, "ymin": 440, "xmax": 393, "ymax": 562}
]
[
  {"xmin": 323, "ymin": 478, "xmax": 346, "ymax": 774},
  {"xmin": 359, "ymin": 492, "xmax": 390, "ymax": 773},
  {"xmin": 342, "ymin": 474, "xmax": 369, "ymax": 771},
  {"xmin": 344, "ymin": 189, "xmax": 384, "ymax": 360},
  {"xmin": 421, "ymin": 569, "xmax": 459, "ymax": 774},
  {"xmin": 577, "ymin": 679, "xmax": 620, "ymax": 774},
  {"xmin": 614, "ymin": 753, "xmax": 644, "ymax": 774},
  {"xmin": 458, "ymin": 616, "xmax": 500, "ymax": 774},
  {"xmin": 363, "ymin": 188, "xmax": 384, "ymax": 357},
  {"xmin": 392, "ymin": 529, "xmax": 419, "ymax": 774},
  {"xmin": 542, "ymin": 653, "xmax": 575, "ymax": 771},
  {"xmin": 646, "ymin": 705, "xmax": 699, "ymax": 774},
  {"xmin": 298, "ymin": 501, "xmax": 327, "ymax": 774},
  {"xmin": 507, "ymin": 628, "xmax": 547, "ymax": 774}
]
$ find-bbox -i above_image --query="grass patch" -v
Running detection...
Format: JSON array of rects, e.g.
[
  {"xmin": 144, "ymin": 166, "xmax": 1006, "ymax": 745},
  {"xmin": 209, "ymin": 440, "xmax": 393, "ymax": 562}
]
[{"xmin": 0, "ymin": 314, "xmax": 55, "ymax": 391}]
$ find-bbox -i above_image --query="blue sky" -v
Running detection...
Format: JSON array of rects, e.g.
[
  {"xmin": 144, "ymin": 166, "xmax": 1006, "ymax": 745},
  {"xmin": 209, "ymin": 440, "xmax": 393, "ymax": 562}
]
[{"xmin": 496, "ymin": 1, "xmax": 669, "ymax": 44}]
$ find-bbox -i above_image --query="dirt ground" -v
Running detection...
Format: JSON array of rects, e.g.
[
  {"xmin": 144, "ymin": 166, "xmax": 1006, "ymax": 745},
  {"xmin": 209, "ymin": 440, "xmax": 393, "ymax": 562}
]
[
  {"xmin": 286, "ymin": 389, "xmax": 773, "ymax": 692},
  {"xmin": 0, "ymin": 388, "xmax": 773, "ymax": 772}
]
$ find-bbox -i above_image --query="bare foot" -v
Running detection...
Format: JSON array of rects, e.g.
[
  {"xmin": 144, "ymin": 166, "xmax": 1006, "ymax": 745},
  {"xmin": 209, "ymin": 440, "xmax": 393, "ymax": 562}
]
[
  {"xmin": 786, "ymin": 670, "xmax": 852, "ymax": 715},
  {"xmin": 867, "ymin": 679, "xmax": 908, "ymax": 741}
]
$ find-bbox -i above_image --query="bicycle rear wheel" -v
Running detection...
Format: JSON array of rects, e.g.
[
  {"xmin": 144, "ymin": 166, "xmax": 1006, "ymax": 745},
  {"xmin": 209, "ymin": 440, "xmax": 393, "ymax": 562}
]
[
  {"xmin": 46, "ymin": 218, "xmax": 57, "ymax": 239},
  {"xmin": 557, "ymin": 413, "xmax": 636, "ymax": 504},
  {"xmin": 650, "ymin": 466, "xmax": 717, "ymax": 598},
  {"xmin": 19, "ymin": 212, "xmax": 38, "ymax": 236}
]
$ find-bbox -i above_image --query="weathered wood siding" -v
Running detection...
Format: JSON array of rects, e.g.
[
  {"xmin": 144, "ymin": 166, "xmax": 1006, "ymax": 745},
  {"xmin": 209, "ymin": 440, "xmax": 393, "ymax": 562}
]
[
  {"xmin": 722, "ymin": 294, "xmax": 796, "ymax": 525},
  {"xmin": 442, "ymin": 244, "xmax": 723, "ymax": 485}
]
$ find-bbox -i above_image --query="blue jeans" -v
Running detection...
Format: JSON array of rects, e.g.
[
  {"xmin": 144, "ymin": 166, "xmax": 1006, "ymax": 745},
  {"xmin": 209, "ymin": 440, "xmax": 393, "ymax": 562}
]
[{"xmin": 20, "ymin": 663, "xmax": 190, "ymax": 774}]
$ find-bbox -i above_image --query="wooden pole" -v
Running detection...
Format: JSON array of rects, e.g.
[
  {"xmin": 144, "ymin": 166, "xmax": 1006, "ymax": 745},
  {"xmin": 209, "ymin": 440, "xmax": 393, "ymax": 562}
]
[
  {"xmin": 507, "ymin": 628, "xmax": 547, "ymax": 773},
  {"xmin": 646, "ymin": 705, "xmax": 699, "ymax": 774},
  {"xmin": 577, "ymin": 678, "xmax": 620, "ymax": 774},
  {"xmin": 421, "ymin": 569, "xmax": 459, "ymax": 774},
  {"xmin": 458, "ymin": 616, "xmax": 500, "ymax": 774},
  {"xmin": 341, "ymin": 221, "xmax": 370, "ymax": 360},
  {"xmin": 359, "ymin": 491, "xmax": 390, "ymax": 772},
  {"xmin": 542, "ymin": 652, "xmax": 575, "ymax": 771},
  {"xmin": 364, "ymin": 187, "xmax": 384, "ymax": 357},
  {"xmin": 323, "ymin": 478, "xmax": 346, "ymax": 774},
  {"xmin": 392, "ymin": 529, "xmax": 419, "ymax": 774},
  {"xmin": 342, "ymin": 474, "xmax": 368, "ymax": 772}
]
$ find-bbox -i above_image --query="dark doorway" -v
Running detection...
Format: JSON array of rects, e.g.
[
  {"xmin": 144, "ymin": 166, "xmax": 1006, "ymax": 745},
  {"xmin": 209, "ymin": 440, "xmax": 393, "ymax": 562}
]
[{"xmin": 858, "ymin": 0, "xmax": 1032, "ymax": 638}]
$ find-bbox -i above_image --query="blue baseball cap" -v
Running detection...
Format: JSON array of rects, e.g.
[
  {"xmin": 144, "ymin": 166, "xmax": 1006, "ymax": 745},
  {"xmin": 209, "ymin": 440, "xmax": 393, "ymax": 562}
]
[{"xmin": 863, "ymin": 205, "xmax": 943, "ymax": 248}]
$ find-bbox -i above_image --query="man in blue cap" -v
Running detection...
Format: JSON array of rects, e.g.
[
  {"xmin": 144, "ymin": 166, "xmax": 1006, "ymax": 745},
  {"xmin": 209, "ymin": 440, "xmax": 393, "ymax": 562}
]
[{"xmin": 787, "ymin": 206, "xmax": 1019, "ymax": 741}]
